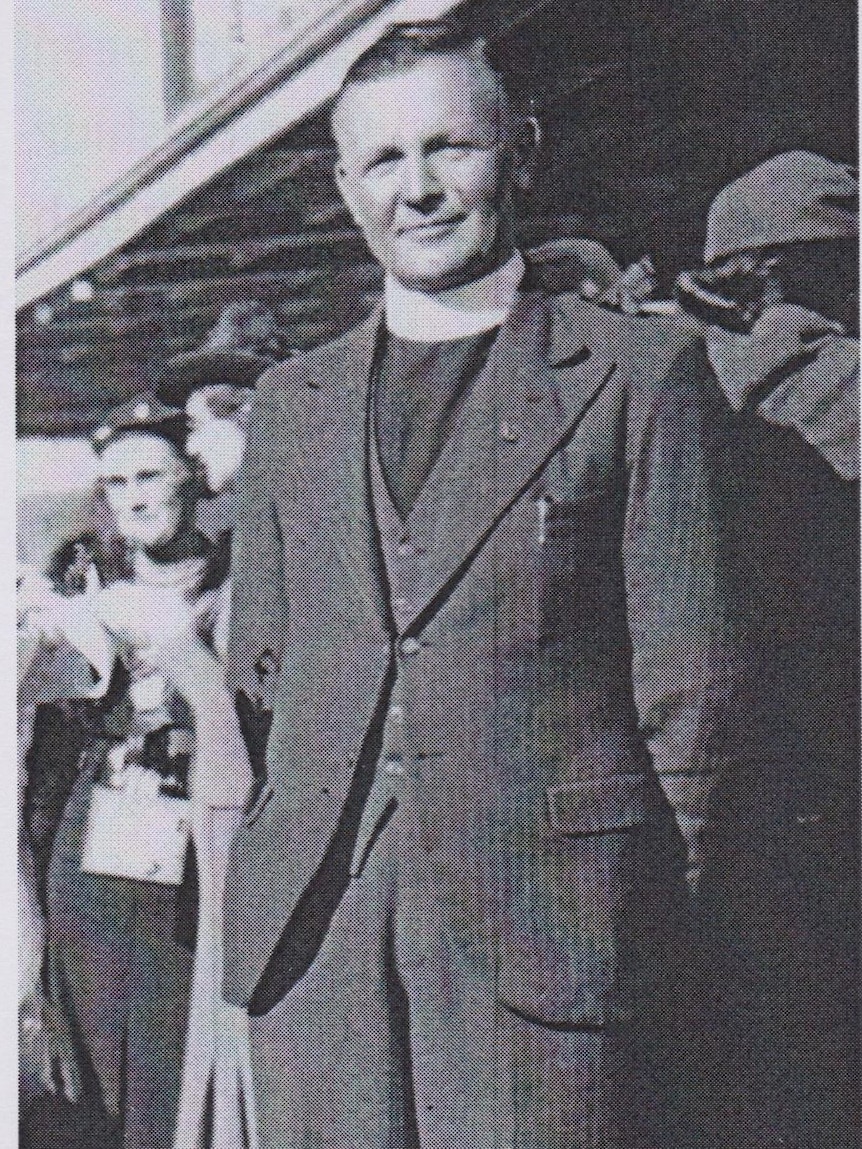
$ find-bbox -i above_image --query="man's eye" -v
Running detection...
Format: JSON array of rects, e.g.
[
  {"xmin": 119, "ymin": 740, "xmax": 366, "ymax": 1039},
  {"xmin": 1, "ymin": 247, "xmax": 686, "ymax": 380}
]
[
  {"xmin": 430, "ymin": 140, "xmax": 478, "ymax": 157},
  {"xmin": 103, "ymin": 477, "xmax": 124, "ymax": 489},
  {"xmin": 138, "ymin": 470, "xmax": 162, "ymax": 482},
  {"xmin": 366, "ymin": 150, "xmax": 402, "ymax": 172}
]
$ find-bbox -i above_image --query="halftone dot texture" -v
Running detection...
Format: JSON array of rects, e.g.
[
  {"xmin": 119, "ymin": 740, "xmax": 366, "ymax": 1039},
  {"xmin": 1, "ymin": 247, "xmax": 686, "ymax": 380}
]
[
  {"xmin": 20, "ymin": 11, "xmax": 859, "ymax": 1149},
  {"xmin": 225, "ymin": 248, "xmax": 720, "ymax": 1147},
  {"xmin": 46, "ymin": 764, "xmax": 194, "ymax": 1149},
  {"xmin": 704, "ymin": 150, "xmax": 858, "ymax": 263}
]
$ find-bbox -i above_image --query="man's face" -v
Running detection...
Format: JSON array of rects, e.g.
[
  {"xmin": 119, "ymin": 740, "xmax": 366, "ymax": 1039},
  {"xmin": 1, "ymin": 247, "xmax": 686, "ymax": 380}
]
[
  {"xmin": 99, "ymin": 434, "xmax": 192, "ymax": 550},
  {"xmin": 332, "ymin": 52, "xmax": 529, "ymax": 292},
  {"xmin": 185, "ymin": 386, "xmax": 251, "ymax": 494}
]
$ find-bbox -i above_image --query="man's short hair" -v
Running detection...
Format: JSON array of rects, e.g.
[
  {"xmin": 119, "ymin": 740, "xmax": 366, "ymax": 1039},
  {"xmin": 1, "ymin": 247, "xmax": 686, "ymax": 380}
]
[{"xmin": 333, "ymin": 18, "xmax": 516, "ymax": 109}]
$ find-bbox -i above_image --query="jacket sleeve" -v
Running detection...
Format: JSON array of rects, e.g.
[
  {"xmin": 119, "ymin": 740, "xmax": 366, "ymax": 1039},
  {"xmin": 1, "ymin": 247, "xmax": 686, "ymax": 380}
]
[
  {"xmin": 623, "ymin": 341, "xmax": 727, "ymax": 891},
  {"xmin": 754, "ymin": 336, "xmax": 859, "ymax": 480},
  {"xmin": 705, "ymin": 306, "xmax": 860, "ymax": 481},
  {"xmin": 226, "ymin": 370, "xmax": 291, "ymax": 713}
]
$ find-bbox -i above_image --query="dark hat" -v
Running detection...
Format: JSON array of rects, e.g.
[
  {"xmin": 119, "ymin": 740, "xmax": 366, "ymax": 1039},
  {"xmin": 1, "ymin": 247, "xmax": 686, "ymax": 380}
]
[
  {"xmin": 157, "ymin": 348, "xmax": 274, "ymax": 407},
  {"xmin": 91, "ymin": 392, "xmax": 187, "ymax": 453},
  {"xmin": 705, "ymin": 151, "xmax": 858, "ymax": 264}
]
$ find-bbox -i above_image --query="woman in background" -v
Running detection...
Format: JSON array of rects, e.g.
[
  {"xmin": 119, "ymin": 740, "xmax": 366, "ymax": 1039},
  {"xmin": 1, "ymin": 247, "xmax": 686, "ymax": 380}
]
[{"xmin": 20, "ymin": 395, "xmax": 256, "ymax": 1149}]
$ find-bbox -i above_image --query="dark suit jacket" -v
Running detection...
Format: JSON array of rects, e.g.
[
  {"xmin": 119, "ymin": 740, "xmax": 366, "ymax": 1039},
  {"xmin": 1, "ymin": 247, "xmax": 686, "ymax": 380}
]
[
  {"xmin": 223, "ymin": 289, "xmax": 724, "ymax": 1027},
  {"xmin": 688, "ymin": 345, "xmax": 860, "ymax": 1146}
]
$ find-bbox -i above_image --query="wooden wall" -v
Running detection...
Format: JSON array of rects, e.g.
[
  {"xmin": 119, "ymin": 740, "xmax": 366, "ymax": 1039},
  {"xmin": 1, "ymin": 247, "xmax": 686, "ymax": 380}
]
[{"xmin": 17, "ymin": 0, "xmax": 857, "ymax": 435}]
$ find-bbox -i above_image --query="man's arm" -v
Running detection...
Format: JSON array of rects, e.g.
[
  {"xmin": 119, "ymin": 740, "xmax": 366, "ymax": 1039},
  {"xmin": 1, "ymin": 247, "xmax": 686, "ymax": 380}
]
[
  {"xmin": 706, "ymin": 305, "xmax": 860, "ymax": 480},
  {"xmin": 226, "ymin": 371, "xmax": 291, "ymax": 740},
  {"xmin": 623, "ymin": 341, "xmax": 727, "ymax": 891}
]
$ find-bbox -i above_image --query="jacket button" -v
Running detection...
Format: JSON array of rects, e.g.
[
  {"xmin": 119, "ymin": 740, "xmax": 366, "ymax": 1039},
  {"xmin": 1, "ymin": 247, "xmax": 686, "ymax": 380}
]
[
  {"xmin": 397, "ymin": 538, "xmax": 427, "ymax": 558},
  {"xmin": 499, "ymin": 420, "xmax": 520, "ymax": 442},
  {"xmin": 400, "ymin": 637, "xmax": 422, "ymax": 656}
]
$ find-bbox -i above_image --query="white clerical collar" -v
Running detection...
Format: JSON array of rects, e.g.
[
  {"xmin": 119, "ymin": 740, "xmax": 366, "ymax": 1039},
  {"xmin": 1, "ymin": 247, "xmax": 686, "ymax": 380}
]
[{"xmin": 385, "ymin": 251, "xmax": 526, "ymax": 341}]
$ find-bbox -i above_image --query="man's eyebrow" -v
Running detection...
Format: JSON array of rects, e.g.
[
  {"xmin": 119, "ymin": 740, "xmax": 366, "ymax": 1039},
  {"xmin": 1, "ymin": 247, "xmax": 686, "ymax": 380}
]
[
  {"xmin": 425, "ymin": 131, "xmax": 480, "ymax": 149},
  {"xmin": 362, "ymin": 143, "xmax": 404, "ymax": 168}
]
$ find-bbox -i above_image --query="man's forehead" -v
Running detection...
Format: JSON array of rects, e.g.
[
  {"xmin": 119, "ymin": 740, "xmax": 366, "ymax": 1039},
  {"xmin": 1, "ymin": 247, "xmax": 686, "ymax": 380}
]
[
  {"xmin": 332, "ymin": 52, "xmax": 506, "ymax": 145},
  {"xmin": 98, "ymin": 433, "xmax": 180, "ymax": 475}
]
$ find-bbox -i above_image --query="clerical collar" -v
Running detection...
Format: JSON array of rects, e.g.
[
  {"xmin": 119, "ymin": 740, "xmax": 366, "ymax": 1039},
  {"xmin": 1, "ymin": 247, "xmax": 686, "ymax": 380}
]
[{"xmin": 385, "ymin": 251, "xmax": 526, "ymax": 341}]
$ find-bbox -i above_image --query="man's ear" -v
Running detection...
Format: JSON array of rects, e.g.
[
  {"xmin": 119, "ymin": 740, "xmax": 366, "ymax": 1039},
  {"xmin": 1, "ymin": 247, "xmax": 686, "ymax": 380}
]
[
  {"xmin": 334, "ymin": 161, "xmax": 363, "ymax": 228},
  {"xmin": 512, "ymin": 115, "xmax": 542, "ymax": 192}
]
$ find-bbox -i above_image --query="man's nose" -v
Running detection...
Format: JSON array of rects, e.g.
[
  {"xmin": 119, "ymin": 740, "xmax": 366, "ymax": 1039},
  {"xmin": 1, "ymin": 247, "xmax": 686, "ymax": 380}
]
[
  {"xmin": 127, "ymin": 486, "xmax": 147, "ymax": 512},
  {"xmin": 399, "ymin": 153, "xmax": 444, "ymax": 209}
]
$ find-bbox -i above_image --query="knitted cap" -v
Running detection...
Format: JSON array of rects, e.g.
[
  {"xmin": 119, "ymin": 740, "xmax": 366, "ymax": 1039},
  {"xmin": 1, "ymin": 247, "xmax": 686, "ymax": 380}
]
[{"xmin": 704, "ymin": 151, "xmax": 858, "ymax": 264}]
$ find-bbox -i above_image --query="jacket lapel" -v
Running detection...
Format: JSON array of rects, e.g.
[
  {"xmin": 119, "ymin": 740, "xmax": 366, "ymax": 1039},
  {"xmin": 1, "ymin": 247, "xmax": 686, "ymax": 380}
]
[
  {"xmin": 399, "ymin": 291, "xmax": 618, "ymax": 634},
  {"xmin": 293, "ymin": 307, "xmax": 392, "ymax": 630}
]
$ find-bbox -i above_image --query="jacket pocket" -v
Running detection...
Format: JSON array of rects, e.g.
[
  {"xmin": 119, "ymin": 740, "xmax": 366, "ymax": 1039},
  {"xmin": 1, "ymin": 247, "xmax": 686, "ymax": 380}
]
[{"xmin": 497, "ymin": 775, "xmax": 650, "ymax": 1027}]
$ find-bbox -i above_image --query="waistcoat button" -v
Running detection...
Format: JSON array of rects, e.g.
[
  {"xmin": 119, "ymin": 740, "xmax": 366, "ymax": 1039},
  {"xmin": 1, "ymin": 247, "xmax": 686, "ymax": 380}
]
[{"xmin": 400, "ymin": 637, "xmax": 422, "ymax": 656}]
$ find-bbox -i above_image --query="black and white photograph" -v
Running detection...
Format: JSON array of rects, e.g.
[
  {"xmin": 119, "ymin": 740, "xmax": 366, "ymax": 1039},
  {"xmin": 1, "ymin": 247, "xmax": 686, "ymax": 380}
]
[{"xmin": 15, "ymin": 2, "xmax": 859, "ymax": 1147}]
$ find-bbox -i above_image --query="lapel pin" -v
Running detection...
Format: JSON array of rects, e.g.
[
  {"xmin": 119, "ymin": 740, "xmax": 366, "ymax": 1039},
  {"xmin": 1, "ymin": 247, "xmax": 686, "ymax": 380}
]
[{"xmin": 499, "ymin": 421, "xmax": 520, "ymax": 442}]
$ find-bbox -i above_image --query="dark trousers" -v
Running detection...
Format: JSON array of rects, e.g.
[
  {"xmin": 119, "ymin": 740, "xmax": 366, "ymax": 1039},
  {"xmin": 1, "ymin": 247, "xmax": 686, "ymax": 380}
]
[
  {"xmin": 248, "ymin": 798, "xmax": 656, "ymax": 1149},
  {"xmin": 46, "ymin": 767, "xmax": 193, "ymax": 1149}
]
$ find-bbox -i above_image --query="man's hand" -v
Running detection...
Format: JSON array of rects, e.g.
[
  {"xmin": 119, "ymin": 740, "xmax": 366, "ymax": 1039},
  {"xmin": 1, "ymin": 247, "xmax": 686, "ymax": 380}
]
[
  {"xmin": 706, "ymin": 302, "xmax": 846, "ymax": 411},
  {"xmin": 19, "ymin": 989, "xmax": 82, "ymax": 1104}
]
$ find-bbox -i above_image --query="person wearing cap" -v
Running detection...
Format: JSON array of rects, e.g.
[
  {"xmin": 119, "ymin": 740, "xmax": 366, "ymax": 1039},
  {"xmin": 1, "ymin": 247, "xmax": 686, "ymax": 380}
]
[
  {"xmin": 158, "ymin": 346, "xmax": 275, "ymax": 544},
  {"xmin": 158, "ymin": 346, "xmax": 281, "ymax": 774},
  {"xmin": 674, "ymin": 153, "xmax": 859, "ymax": 1149},
  {"xmin": 222, "ymin": 20, "xmax": 726, "ymax": 1149},
  {"xmin": 20, "ymin": 395, "xmax": 256, "ymax": 1149},
  {"xmin": 676, "ymin": 150, "xmax": 859, "ymax": 477}
]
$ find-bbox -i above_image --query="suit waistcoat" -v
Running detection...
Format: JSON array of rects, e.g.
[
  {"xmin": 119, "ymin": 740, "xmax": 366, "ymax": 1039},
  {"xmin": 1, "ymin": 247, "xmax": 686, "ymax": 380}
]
[
  {"xmin": 374, "ymin": 329, "xmax": 498, "ymax": 518},
  {"xmin": 349, "ymin": 332, "xmax": 499, "ymax": 873}
]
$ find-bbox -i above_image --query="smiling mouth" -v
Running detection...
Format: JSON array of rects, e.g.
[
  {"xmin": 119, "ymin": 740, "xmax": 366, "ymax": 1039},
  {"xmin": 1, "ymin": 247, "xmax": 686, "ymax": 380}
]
[{"xmin": 398, "ymin": 218, "xmax": 464, "ymax": 238}]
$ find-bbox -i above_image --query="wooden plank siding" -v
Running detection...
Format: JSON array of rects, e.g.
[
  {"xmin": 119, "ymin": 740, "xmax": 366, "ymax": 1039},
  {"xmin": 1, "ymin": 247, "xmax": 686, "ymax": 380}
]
[{"xmin": 17, "ymin": 0, "xmax": 857, "ymax": 435}]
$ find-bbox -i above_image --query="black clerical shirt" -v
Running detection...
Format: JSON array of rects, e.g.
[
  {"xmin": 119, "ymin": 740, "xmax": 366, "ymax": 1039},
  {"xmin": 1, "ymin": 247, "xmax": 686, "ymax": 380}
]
[{"xmin": 374, "ymin": 328, "xmax": 499, "ymax": 519}]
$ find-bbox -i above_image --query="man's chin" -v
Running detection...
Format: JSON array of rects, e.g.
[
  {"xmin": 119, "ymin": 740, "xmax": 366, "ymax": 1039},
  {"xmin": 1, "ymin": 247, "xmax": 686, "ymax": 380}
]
[
  {"xmin": 125, "ymin": 530, "xmax": 173, "ymax": 551},
  {"xmin": 391, "ymin": 245, "xmax": 502, "ymax": 295}
]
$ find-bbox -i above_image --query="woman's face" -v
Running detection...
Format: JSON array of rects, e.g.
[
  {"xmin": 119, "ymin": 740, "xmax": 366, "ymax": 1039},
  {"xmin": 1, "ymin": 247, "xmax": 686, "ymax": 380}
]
[
  {"xmin": 185, "ymin": 386, "xmax": 251, "ymax": 495},
  {"xmin": 776, "ymin": 240, "xmax": 859, "ymax": 334},
  {"xmin": 98, "ymin": 433, "xmax": 193, "ymax": 550}
]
